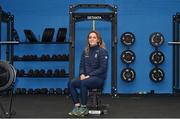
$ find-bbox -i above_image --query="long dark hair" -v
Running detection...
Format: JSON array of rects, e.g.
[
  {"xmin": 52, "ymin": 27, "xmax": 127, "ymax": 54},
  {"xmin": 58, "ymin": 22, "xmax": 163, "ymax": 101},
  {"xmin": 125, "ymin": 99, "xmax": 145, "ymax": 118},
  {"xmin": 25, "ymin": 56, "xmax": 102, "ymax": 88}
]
[{"xmin": 84, "ymin": 30, "xmax": 106, "ymax": 55}]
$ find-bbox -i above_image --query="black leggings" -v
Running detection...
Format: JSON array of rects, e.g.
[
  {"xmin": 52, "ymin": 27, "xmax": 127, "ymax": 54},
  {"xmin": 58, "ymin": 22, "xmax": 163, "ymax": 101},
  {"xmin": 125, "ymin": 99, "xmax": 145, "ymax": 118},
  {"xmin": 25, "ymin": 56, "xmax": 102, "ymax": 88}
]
[{"xmin": 68, "ymin": 76, "xmax": 104, "ymax": 105}]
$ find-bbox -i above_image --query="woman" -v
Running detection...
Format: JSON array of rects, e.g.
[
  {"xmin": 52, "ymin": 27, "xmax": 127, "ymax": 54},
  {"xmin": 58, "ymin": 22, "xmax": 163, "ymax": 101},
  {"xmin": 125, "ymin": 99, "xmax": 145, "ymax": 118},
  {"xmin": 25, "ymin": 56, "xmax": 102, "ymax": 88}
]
[{"xmin": 68, "ymin": 30, "xmax": 109, "ymax": 117}]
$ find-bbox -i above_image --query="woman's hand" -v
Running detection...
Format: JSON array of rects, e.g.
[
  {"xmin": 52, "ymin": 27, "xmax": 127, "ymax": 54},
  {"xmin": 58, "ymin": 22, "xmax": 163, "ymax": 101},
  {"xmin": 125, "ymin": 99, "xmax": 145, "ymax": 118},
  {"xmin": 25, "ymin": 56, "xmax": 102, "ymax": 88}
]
[{"xmin": 80, "ymin": 74, "xmax": 90, "ymax": 80}]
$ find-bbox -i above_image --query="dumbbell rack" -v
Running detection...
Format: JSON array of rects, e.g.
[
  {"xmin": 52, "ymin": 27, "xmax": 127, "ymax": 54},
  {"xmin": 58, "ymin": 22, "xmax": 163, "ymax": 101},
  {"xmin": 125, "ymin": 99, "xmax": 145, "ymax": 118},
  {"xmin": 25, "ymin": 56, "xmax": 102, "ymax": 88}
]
[
  {"xmin": 13, "ymin": 42, "xmax": 70, "ymax": 77},
  {"xmin": 12, "ymin": 41, "xmax": 71, "ymax": 94}
]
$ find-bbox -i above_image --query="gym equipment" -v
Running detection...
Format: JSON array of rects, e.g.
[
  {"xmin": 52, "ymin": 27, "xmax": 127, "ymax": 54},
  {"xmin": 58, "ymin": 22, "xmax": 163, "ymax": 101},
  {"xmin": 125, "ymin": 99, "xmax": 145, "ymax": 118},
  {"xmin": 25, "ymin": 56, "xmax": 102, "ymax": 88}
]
[
  {"xmin": 49, "ymin": 88, "xmax": 55, "ymax": 95},
  {"xmin": 15, "ymin": 88, "xmax": 21, "ymax": 94},
  {"xmin": 150, "ymin": 50, "xmax": 165, "ymax": 65},
  {"xmin": 51, "ymin": 54, "xmax": 58, "ymax": 61},
  {"xmin": 12, "ymin": 55, "xmax": 19, "ymax": 61},
  {"xmin": 121, "ymin": 50, "xmax": 135, "ymax": 64},
  {"xmin": 27, "ymin": 88, "xmax": 34, "ymax": 95},
  {"xmin": 21, "ymin": 88, "xmax": 27, "ymax": 94},
  {"xmin": 39, "ymin": 69, "xmax": 46, "ymax": 77},
  {"xmin": 0, "ymin": 8, "xmax": 17, "ymax": 118},
  {"xmin": 56, "ymin": 28, "xmax": 67, "ymax": 42},
  {"xmin": 0, "ymin": 61, "xmax": 16, "ymax": 92},
  {"xmin": 12, "ymin": 29, "xmax": 20, "ymax": 41},
  {"xmin": 17, "ymin": 69, "xmax": 25, "ymax": 77},
  {"xmin": 46, "ymin": 69, "xmax": 53, "ymax": 77},
  {"xmin": 121, "ymin": 67, "xmax": 136, "ymax": 82},
  {"xmin": 54, "ymin": 69, "xmax": 60, "ymax": 77},
  {"xmin": 24, "ymin": 29, "xmax": 38, "ymax": 42},
  {"xmin": 22, "ymin": 55, "xmax": 38, "ymax": 61},
  {"xmin": 121, "ymin": 32, "xmax": 135, "ymax": 46},
  {"xmin": 40, "ymin": 88, "xmax": 48, "ymax": 94},
  {"xmin": 28, "ymin": 69, "xmax": 34, "ymax": 77},
  {"xmin": 41, "ymin": 28, "xmax": 55, "ymax": 42},
  {"xmin": 33, "ymin": 69, "xmax": 40, "ymax": 77},
  {"xmin": 55, "ymin": 88, "xmax": 63, "ymax": 95},
  {"xmin": 149, "ymin": 32, "xmax": 164, "ymax": 47},
  {"xmin": 34, "ymin": 88, "xmax": 41, "ymax": 94},
  {"xmin": 40, "ymin": 54, "xmax": 50, "ymax": 61},
  {"xmin": 150, "ymin": 67, "xmax": 164, "ymax": 82},
  {"xmin": 61, "ymin": 54, "xmax": 69, "ymax": 61},
  {"xmin": 168, "ymin": 12, "xmax": 180, "ymax": 92},
  {"xmin": 60, "ymin": 69, "xmax": 66, "ymax": 77},
  {"xmin": 88, "ymin": 88, "xmax": 109, "ymax": 115},
  {"xmin": 57, "ymin": 54, "xmax": 62, "ymax": 60},
  {"xmin": 69, "ymin": 4, "xmax": 118, "ymax": 96}
]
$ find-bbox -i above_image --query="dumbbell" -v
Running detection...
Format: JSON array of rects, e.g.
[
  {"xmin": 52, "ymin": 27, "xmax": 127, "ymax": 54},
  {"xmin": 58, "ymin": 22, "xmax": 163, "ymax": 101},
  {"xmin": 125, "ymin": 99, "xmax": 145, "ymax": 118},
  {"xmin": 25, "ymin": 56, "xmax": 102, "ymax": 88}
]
[
  {"xmin": 31, "ymin": 55, "xmax": 38, "ymax": 60},
  {"xmin": 17, "ymin": 69, "xmax": 25, "ymax": 77},
  {"xmin": 40, "ymin": 88, "xmax": 48, "ymax": 94},
  {"xmin": 34, "ymin": 69, "xmax": 40, "ymax": 77},
  {"xmin": 46, "ymin": 69, "xmax": 53, "ymax": 77},
  {"xmin": 27, "ymin": 88, "xmax": 34, "ymax": 95},
  {"xmin": 13, "ymin": 55, "xmax": 20, "ymax": 61},
  {"xmin": 21, "ymin": 88, "xmax": 27, "ymax": 94},
  {"xmin": 55, "ymin": 88, "xmax": 63, "ymax": 95},
  {"xmin": 57, "ymin": 54, "xmax": 62, "ymax": 60},
  {"xmin": 34, "ymin": 88, "xmax": 41, "ymax": 94},
  {"xmin": 41, "ymin": 54, "xmax": 50, "ymax": 61},
  {"xmin": 51, "ymin": 54, "xmax": 58, "ymax": 61},
  {"xmin": 54, "ymin": 69, "xmax": 60, "ymax": 77},
  {"xmin": 61, "ymin": 54, "xmax": 67, "ymax": 61},
  {"xmin": 59, "ymin": 69, "xmax": 66, "ymax": 77},
  {"xmin": 15, "ymin": 88, "xmax": 21, "ymax": 95},
  {"xmin": 49, "ymin": 88, "xmax": 55, "ymax": 95},
  {"xmin": 28, "ymin": 69, "xmax": 34, "ymax": 77},
  {"xmin": 39, "ymin": 69, "xmax": 46, "ymax": 77}
]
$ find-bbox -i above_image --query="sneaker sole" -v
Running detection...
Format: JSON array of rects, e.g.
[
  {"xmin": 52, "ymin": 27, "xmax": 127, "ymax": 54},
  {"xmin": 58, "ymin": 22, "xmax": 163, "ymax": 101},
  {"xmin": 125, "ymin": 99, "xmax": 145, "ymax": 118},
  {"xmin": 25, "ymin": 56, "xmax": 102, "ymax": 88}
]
[{"xmin": 68, "ymin": 112, "xmax": 79, "ymax": 117}]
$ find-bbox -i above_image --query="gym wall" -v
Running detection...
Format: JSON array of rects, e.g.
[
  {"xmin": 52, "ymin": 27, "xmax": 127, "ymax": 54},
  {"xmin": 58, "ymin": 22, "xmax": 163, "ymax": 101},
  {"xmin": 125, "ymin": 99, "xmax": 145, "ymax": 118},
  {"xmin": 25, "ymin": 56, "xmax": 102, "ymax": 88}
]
[{"xmin": 0, "ymin": 0, "xmax": 180, "ymax": 94}]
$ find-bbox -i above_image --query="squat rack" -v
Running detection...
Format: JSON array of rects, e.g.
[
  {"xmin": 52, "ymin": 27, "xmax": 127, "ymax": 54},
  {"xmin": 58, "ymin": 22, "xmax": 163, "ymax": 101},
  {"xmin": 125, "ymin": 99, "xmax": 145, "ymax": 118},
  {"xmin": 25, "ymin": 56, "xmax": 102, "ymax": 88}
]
[
  {"xmin": 0, "ymin": 6, "xmax": 15, "ymax": 64},
  {"xmin": 69, "ymin": 4, "xmax": 118, "ymax": 96},
  {"xmin": 168, "ymin": 13, "xmax": 180, "ymax": 93}
]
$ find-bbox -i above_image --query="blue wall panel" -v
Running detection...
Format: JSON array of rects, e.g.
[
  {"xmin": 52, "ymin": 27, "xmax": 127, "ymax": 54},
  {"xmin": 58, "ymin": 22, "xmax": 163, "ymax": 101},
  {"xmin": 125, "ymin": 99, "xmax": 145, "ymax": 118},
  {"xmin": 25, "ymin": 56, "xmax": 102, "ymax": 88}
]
[{"xmin": 0, "ymin": 0, "xmax": 180, "ymax": 93}]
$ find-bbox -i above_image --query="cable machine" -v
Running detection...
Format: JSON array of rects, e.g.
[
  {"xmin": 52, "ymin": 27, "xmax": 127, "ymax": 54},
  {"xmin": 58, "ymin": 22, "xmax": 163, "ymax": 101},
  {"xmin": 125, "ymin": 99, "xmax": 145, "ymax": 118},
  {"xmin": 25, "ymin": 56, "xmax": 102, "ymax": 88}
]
[{"xmin": 69, "ymin": 4, "xmax": 118, "ymax": 96}]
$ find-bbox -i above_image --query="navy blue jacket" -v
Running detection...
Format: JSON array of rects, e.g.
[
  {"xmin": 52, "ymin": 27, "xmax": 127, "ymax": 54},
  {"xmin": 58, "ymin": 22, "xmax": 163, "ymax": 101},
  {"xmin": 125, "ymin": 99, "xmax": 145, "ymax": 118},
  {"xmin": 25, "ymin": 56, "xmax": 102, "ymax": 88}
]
[{"xmin": 79, "ymin": 45, "xmax": 109, "ymax": 79}]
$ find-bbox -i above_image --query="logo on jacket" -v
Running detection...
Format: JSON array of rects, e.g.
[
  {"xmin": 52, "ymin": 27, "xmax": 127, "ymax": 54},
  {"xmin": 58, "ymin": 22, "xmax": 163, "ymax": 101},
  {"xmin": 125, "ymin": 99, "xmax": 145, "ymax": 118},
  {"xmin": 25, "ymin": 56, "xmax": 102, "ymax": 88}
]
[{"xmin": 95, "ymin": 54, "xmax": 98, "ymax": 58}]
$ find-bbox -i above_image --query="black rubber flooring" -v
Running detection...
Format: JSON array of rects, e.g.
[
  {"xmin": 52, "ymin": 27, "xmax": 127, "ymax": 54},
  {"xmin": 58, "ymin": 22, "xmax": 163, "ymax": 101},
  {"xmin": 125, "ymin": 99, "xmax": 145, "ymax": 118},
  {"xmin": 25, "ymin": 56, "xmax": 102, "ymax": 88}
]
[{"xmin": 0, "ymin": 94, "xmax": 180, "ymax": 118}]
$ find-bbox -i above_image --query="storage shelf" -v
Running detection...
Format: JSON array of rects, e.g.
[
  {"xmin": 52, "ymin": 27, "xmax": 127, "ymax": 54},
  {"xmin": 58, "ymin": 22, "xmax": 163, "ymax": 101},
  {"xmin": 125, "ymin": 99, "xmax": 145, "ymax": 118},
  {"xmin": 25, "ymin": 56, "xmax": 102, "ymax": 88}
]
[
  {"xmin": 13, "ymin": 59, "xmax": 69, "ymax": 62},
  {"xmin": 17, "ymin": 42, "xmax": 70, "ymax": 44},
  {"xmin": 17, "ymin": 74, "xmax": 69, "ymax": 78}
]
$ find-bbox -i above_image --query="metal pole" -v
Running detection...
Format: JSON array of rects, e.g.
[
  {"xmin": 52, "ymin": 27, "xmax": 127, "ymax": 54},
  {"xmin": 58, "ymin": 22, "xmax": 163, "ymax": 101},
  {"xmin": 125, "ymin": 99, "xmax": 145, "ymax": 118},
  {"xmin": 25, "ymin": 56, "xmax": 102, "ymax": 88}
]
[{"xmin": 92, "ymin": 20, "xmax": 96, "ymax": 30}]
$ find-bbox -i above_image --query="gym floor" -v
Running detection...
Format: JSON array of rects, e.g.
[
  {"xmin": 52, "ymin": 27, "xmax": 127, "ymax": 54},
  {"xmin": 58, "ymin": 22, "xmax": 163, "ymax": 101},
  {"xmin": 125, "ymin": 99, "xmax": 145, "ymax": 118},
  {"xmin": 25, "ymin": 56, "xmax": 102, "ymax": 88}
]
[{"xmin": 1, "ymin": 94, "xmax": 180, "ymax": 118}]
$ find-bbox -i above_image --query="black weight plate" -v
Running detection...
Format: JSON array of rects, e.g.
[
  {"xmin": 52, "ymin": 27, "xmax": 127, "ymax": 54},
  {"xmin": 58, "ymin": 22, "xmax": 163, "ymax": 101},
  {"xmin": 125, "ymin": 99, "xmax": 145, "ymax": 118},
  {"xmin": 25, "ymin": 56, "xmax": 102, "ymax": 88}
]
[
  {"xmin": 150, "ymin": 32, "xmax": 164, "ymax": 47},
  {"xmin": 150, "ymin": 67, "xmax": 164, "ymax": 82},
  {"xmin": 0, "ymin": 61, "xmax": 16, "ymax": 92},
  {"xmin": 121, "ymin": 67, "xmax": 136, "ymax": 82},
  {"xmin": 121, "ymin": 32, "xmax": 135, "ymax": 46},
  {"xmin": 121, "ymin": 50, "xmax": 135, "ymax": 64},
  {"xmin": 150, "ymin": 51, "xmax": 165, "ymax": 65}
]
